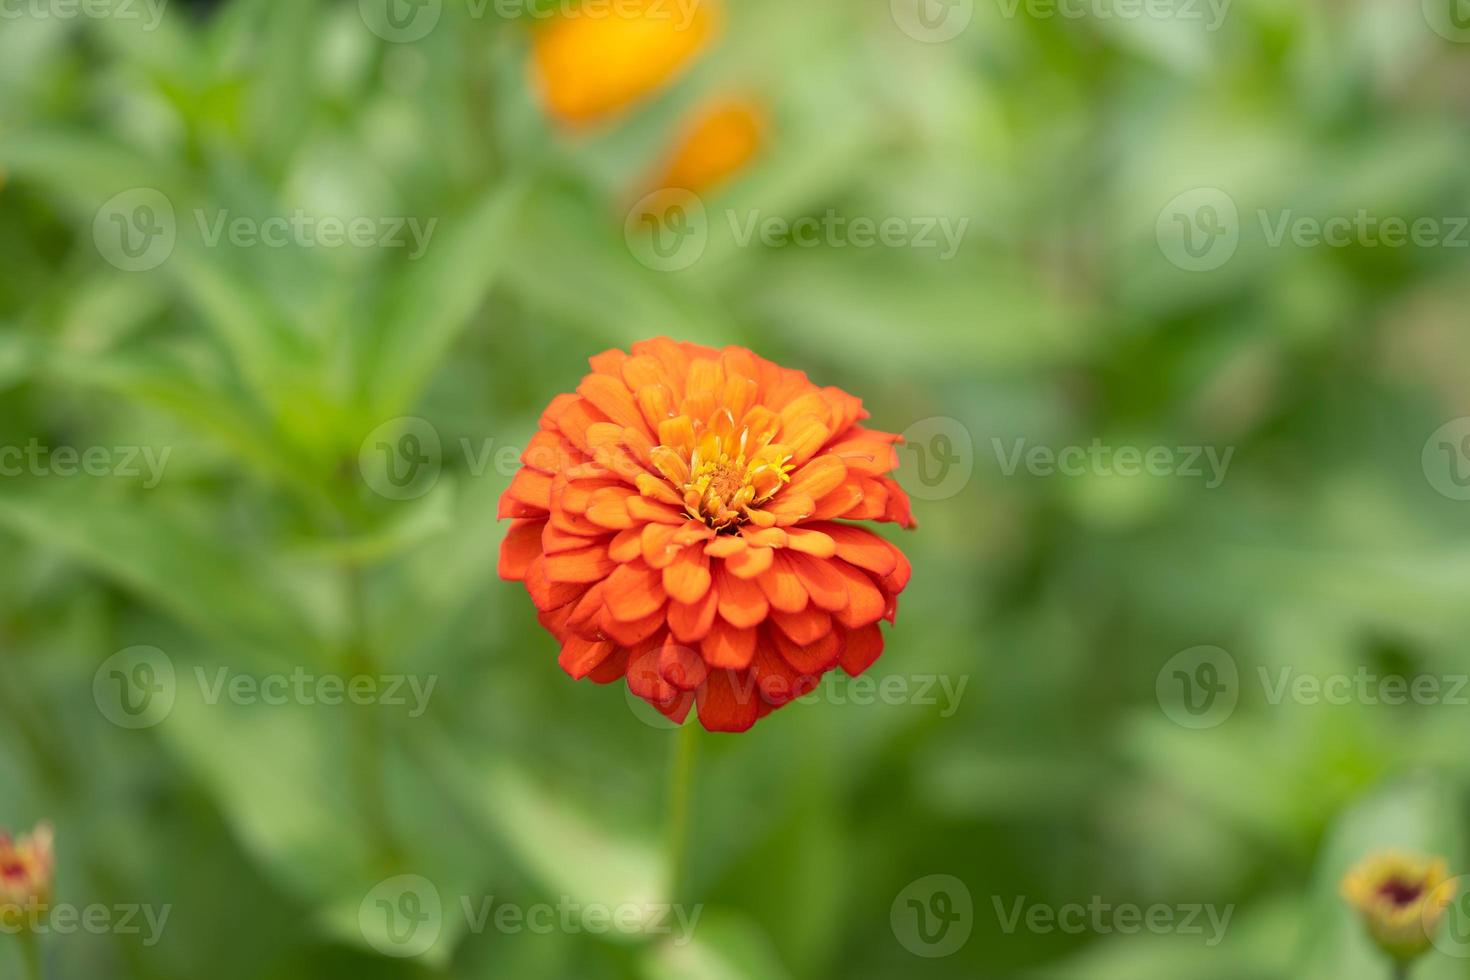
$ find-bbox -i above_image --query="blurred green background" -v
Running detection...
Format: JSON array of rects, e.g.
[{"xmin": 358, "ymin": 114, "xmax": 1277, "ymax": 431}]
[{"xmin": 4, "ymin": 0, "xmax": 1470, "ymax": 976}]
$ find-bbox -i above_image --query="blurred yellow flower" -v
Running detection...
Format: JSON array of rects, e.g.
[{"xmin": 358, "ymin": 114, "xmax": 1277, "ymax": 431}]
[
  {"xmin": 649, "ymin": 97, "xmax": 765, "ymax": 194},
  {"xmin": 0, "ymin": 823, "xmax": 53, "ymax": 929},
  {"xmin": 531, "ymin": 0, "xmax": 720, "ymax": 126},
  {"xmin": 1341, "ymin": 850, "xmax": 1457, "ymax": 964}
]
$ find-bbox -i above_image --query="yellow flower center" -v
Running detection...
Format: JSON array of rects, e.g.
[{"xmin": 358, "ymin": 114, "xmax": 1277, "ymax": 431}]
[{"xmin": 679, "ymin": 434, "xmax": 792, "ymax": 529}]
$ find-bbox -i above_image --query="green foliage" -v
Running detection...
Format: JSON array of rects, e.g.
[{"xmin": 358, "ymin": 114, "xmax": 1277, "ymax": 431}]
[{"xmin": 2, "ymin": 0, "xmax": 1470, "ymax": 978}]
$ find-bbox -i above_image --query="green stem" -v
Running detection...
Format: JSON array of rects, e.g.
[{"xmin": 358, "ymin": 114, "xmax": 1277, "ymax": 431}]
[
  {"xmin": 1394, "ymin": 961, "xmax": 1412, "ymax": 980},
  {"xmin": 344, "ymin": 558, "xmax": 399, "ymax": 868},
  {"xmin": 665, "ymin": 721, "xmax": 700, "ymax": 902},
  {"xmin": 18, "ymin": 929, "xmax": 41, "ymax": 980}
]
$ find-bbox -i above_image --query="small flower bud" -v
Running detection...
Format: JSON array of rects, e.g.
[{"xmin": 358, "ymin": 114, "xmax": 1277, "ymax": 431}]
[{"xmin": 1341, "ymin": 850, "xmax": 1457, "ymax": 964}]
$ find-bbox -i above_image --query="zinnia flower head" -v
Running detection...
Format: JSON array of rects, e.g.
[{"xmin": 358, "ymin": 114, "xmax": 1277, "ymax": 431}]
[
  {"xmin": 499, "ymin": 338, "xmax": 915, "ymax": 732},
  {"xmin": 530, "ymin": 0, "xmax": 720, "ymax": 127},
  {"xmin": 1341, "ymin": 850, "xmax": 1457, "ymax": 963},
  {"xmin": 648, "ymin": 97, "xmax": 765, "ymax": 195},
  {"xmin": 0, "ymin": 823, "xmax": 53, "ymax": 923}
]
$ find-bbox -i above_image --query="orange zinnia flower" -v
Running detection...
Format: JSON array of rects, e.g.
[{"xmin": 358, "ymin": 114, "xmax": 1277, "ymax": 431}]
[
  {"xmin": 499, "ymin": 339, "xmax": 915, "ymax": 732},
  {"xmin": 648, "ymin": 97, "xmax": 765, "ymax": 194},
  {"xmin": 530, "ymin": 0, "xmax": 720, "ymax": 127}
]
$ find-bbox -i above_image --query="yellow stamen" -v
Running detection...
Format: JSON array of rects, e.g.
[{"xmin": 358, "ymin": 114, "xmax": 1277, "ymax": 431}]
[{"xmin": 661, "ymin": 421, "xmax": 793, "ymax": 529}]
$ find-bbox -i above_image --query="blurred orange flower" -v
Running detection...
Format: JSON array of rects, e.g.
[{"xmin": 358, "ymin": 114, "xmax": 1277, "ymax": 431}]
[
  {"xmin": 0, "ymin": 823, "xmax": 53, "ymax": 923},
  {"xmin": 498, "ymin": 338, "xmax": 915, "ymax": 732},
  {"xmin": 649, "ymin": 98, "xmax": 765, "ymax": 194},
  {"xmin": 531, "ymin": 0, "xmax": 720, "ymax": 126}
]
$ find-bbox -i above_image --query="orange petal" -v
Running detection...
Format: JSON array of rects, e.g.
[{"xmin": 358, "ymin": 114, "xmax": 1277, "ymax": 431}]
[
  {"xmin": 628, "ymin": 496, "xmax": 685, "ymax": 525},
  {"xmin": 825, "ymin": 430, "xmax": 899, "ymax": 476},
  {"xmin": 772, "ymin": 623, "xmax": 841, "ymax": 675},
  {"xmin": 764, "ymin": 493, "xmax": 815, "ymax": 525},
  {"xmin": 750, "ymin": 634, "xmax": 822, "ymax": 705},
  {"xmin": 603, "ymin": 561, "xmax": 665, "ymax": 622},
  {"xmin": 558, "ymin": 637, "xmax": 614, "ymax": 680},
  {"xmin": 715, "ymin": 562, "xmax": 768, "ymax": 628},
  {"xmin": 578, "ymin": 374, "xmax": 651, "ymax": 439},
  {"xmin": 757, "ymin": 553, "xmax": 808, "ymax": 613},
  {"xmin": 542, "ymin": 545, "xmax": 616, "ymax": 584},
  {"xmin": 807, "ymin": 522, "xmax": 899, "ymax": 576},
  {"xmin": 695, "ymin": 669, "xmax": 759, "ymax": 732},
  {"xmin": 663, "ymin": 545, "xmax": 712, "ymax": 604},
  {"xmin": 830, "ymin": 562, "xmax": 886, "ymax": 628},
  {"xmin": 725, "ymin": 544, "xmax": 774, "ymax": 579},
  {"xmin": 603, "ymin": 605, "xmax": 667, "ymax": 646},
  {"xmin": 786, "ymin": 454, "xmax": 847, "ymax": 500},
  {"xmin": 641, "ymin": 522, "xmax": 684, "ymax": 569},
  {"xmin": 704, "ymin": 535, "xmax": 747, "ymax": 559},
  {"xmin": 702, "ymin": 619, "xmax": 756, "ymax": 670},
  {"xmin": 838, "ymin": 624, "xmax": 885, "ymax": 676},
  {"xmin": 809, "ymin": 482, "xmax": 863, "ymax": 520},
  {"xmin": 627, "ymin": 640, "xmax": 678, "ymax": 703},
  {"xmin": 498, "ymin": 519, "xmax": 546, "ymax": 581},
  {"xmin": 585, "ymin": 487, "xmax": 637, "ymax": 529},
  {"xmin": 771, "ymin": 606, "xmax": 832, "ymax": 646},
  {"xmin": 524, "ymin": 557, "xmax": 587, "ymax": 612},
  {"xmin": 659, "ymin": 636, "xmax": 708, "ymax": 691},
  {"xmin": 587, "ymin": 646, "xmax": 631, "ymax": 684},
  {"xmin": 784, "ymin": 552, "xmax": 849, "ymax": 613},
  {"xmin": 608, "ymin": 526, "xmax": 643, "ymax": 562},
  {"xmin": 783, "ymin": 527, "xmax": 836, "ymax": 558},
  {"xmin": 668, "ymin": 586, "xmax": 719, "ymax": 643}
]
